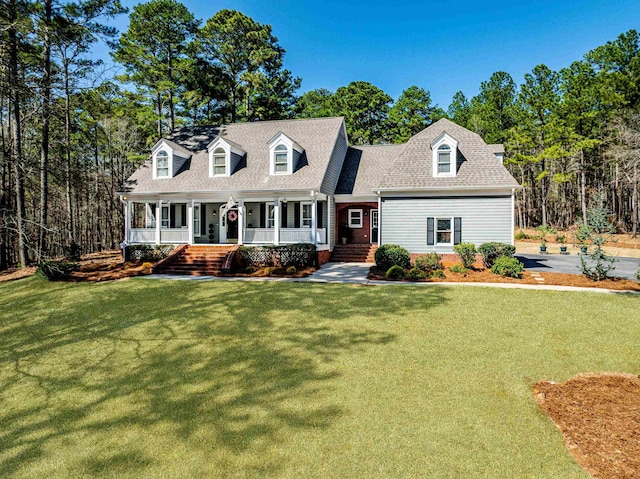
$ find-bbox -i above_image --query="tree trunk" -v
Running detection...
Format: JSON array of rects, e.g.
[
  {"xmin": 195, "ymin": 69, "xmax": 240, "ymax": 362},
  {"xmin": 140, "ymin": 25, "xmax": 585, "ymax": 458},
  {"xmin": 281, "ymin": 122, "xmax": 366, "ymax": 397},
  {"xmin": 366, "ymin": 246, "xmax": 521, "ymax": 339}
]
[
  {"xmin": 64, "ymin": 60, "xmax": 75, "ymax": 245},
  {"xmin": 580, "ymin": 149, "xmax": 587, "ymax": 225},
  {"xmin": 8, "ymin": 0, "xmax": 28, "ymax": 266},
  {"xmin": 38, "ymin": 0, "xmax": 52, "ymax": 260},
  {"xmin": 156, "ymin": 91, "xmax": 163, "ymax": 138},
  {"xmin": 632, "ymin": 163, "xmax": 638, "ymax": 239}
]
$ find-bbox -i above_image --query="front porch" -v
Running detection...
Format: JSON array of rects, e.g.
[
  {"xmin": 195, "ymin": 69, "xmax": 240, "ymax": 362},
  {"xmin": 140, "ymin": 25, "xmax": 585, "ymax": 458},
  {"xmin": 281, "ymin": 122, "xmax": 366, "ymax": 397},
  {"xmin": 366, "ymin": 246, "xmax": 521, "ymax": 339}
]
[{"xmin": 123, "ymin": 196, "xmax": 329, "ymax": 247}]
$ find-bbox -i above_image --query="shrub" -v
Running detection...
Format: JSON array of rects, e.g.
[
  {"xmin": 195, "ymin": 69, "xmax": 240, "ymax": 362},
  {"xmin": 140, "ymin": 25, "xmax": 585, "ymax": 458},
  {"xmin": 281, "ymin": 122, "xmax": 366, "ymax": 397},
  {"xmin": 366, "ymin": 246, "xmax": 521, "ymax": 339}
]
[
  {"xmin": 238, "ymin": 244, "xmax": 315, "ymax": 268},
  {"xmin": 375, "ymin": 244, "xmax": 411, "ymax": 271},
  {"xmin": 449, "ymin": 263, "xmax": 469, "ymax": 276},
  {"xmin": 406, "ymin": 267, "xmax": 427, "ymax": 281},
  {"xmin": 286, "ymin": 266, "xmax": 297, "ymax": 275},
  {"xmin": 385, "ymin": 265, "xmax": 405, "ymax": 279},
  {"xmin": 453, "ymin": 243, "xmax": 477, "ymax": 269},
  {"xmin": 245, "ymin": 265, "xmax": 257, "ymax": 274},
  {"xmin": 37, "ymin": 260, "xmax": 79, "ymax": 281},
  {"xmin": 514, "ymin": 230, "xmax": 529, "ymax": 240},
  {"xmin": 125, "ymin": 244, "xmax": 174, "ymax": 262},
  {"xmin": 490, "ymin": 256, "xmax": 524, "ymax": 278},
  {"xmin": 636, "ymin": 265, "xmax": 640, "ymax": 281},
  {"xmin": 414, "ymin": 253, "xmax": 443, "ymax": 273},
  {"xmin": 141, "ymin": 262, "xmax": 153, "ymax": 270},
  {"xmin": 478, "ymin": 242, "xmax": 516, "ymax": 268},
  {"xmin": 579, "ymin": 191, "xmax": 617, "ymax": 281},
  {"xmin": 430, "ymin": 269, "xmax": 445, "ymax": 279}
]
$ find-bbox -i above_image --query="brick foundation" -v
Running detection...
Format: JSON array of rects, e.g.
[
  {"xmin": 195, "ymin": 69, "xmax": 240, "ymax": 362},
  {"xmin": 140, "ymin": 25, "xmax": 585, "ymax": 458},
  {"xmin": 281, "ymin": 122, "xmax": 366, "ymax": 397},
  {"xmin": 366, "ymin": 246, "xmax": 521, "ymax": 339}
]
[{"xmin": 317, "ymin": 250, "xmax": 332, "ymax": 266}]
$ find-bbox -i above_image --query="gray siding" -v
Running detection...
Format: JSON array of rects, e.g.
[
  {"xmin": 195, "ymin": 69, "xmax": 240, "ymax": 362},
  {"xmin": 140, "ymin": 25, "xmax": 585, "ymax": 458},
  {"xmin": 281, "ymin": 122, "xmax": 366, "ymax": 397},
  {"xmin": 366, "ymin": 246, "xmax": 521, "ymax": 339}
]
[
  {"xmin": 172, "ymin": 154, "xmax": 188, "ymax": 177},
  {"xmin": 328, "ymin": 196, "xmax": 336, "ymax": 248},
  {"xmin": 320, "ymin": 129, "xmax": 348, "ymax": 195},
  {"xmin": 230, "ymin": 152, "xmax": 243, "ymax": 174},
  {"xmin": 380, "ymin": 195, "xmax": 513, "ymax": 254},
  {"xmin": 293, "ymin": 149, "xmax": 302, "ymax": 172}
]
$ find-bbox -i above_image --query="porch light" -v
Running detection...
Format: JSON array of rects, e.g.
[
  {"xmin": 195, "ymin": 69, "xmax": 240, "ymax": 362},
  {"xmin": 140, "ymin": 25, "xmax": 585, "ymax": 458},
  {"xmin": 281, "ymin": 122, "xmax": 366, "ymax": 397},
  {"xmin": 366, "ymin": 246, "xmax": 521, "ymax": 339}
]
[
  {"xmin": 213, "ymin": 211, "xmax": 216, "ymax": 216},
  {"xmin": 248, "ymin": 209, "xmax": 253, "ymax": 216}
]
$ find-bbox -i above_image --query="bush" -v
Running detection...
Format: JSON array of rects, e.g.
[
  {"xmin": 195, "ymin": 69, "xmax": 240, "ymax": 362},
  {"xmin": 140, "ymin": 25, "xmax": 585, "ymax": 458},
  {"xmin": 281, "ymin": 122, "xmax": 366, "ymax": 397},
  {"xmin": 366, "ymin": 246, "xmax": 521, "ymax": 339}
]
[
  {"xmin": 238, "ymin": 244, "xmax": 316, "ymax": 268},
  {"xmin": 286, "ymin": 266, "xmax": 297, "ymax": 275},
  {"xmin": 125, "ymin": 244, "xmax": 174, "ymax": 262},
  {"xmin": 636, "ymin": 265, "xmax": 640, "ymax": 281},
  {"xmin": 385, "ymin": 265, "xmax": 405, "ymax": 279},
  {"xmin": 37, "ymin": 260, "xmax": 79, "ymax": 281},
  {"xmin": 490, "ymin": 256, "xmax": 524, "ymax": 278},
  {"xmin": 375, "ymin": 244, "xmax": 411, "ymax": 271},
  {"xmin": 63, "ymin": 241, "xmax": 82, "ymax": 261},
  {"xmin": 414, "ymin": 253, "xmax": 443, "ymax": 273},
  {"xmin": 453, "ymin": 243, "xmax": 477, "ymax": 269},
  {"xmin": 406, "ymin": 267, "xmax": 427, "ymax": 281},
  {"xmin": 449, "ymin": 263, "xmax": 469, "ymax": 276},
  {"xmin": 141, "ymin": 262, "xmax": 153, "ymax": 270},
  {"xmin": 245, "ymin": 265, "xmax": 257, "ymax": 274},
  {"xmin": 478, "ymin": 242, "xmax": 516, "ymax": 268},
  {"xmin": 430, "ymin": 269, "xmax": 445, "ymax": 279},
  {"xmin": 514, "ymin": 230, "xmax": 529, "ymax": 240}
]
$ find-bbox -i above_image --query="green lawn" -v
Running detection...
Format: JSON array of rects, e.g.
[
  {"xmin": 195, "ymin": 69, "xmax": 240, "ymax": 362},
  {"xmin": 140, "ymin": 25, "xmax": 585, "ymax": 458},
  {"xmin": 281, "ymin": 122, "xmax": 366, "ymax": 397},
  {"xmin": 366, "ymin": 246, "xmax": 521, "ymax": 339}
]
[{"xmin": 1, "ymin": 277, "xmax": 638, "ymax": 478}]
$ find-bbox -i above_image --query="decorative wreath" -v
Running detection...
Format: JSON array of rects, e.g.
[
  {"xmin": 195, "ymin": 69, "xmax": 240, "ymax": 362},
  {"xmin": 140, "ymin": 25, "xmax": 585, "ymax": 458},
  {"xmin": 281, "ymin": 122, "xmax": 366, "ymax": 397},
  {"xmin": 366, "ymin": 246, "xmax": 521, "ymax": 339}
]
[{"xmin": 227, "ymin": 210, "xmax": 238, "ymax": 222}]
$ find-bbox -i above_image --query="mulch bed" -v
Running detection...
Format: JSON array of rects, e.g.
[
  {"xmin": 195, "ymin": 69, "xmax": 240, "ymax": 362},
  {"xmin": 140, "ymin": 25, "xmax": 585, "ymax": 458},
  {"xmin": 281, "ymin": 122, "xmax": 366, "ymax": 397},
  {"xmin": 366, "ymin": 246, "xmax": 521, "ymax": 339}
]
[
  {"xmin": 367, "ymin": 264, "xmax": 640, "ymax": 292},
  {"xmin": 534, "ymin": 373, "xmax": 640, "ymax": 479},
  {"xmin": 220, "ymin": 266, "xmax": 316, "ymax": 278}
]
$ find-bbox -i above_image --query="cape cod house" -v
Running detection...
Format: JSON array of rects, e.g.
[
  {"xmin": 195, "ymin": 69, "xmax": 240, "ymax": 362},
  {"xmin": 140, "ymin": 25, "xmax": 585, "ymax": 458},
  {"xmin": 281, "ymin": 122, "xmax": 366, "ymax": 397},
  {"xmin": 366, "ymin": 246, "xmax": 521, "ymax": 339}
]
[{"xmin": 119, "ymin": 117, "xmax": 519, "ymax": 268}]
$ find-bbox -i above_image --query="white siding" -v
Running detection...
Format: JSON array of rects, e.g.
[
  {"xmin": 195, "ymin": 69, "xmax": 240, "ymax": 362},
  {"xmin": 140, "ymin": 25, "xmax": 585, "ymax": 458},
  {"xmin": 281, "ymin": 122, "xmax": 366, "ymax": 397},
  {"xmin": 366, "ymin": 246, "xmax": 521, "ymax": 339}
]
[{"xmin": 380, "ymin": 195, "xmax": 513, "ymax": 254}]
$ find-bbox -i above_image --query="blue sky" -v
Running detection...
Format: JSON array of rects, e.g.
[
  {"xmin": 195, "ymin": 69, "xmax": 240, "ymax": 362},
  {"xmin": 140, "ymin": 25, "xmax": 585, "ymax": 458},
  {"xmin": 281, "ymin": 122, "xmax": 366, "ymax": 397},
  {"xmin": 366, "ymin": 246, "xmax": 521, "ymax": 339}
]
[{"xmin": 101, "ymin": 0, "xmax": 640, "ymax": 109}]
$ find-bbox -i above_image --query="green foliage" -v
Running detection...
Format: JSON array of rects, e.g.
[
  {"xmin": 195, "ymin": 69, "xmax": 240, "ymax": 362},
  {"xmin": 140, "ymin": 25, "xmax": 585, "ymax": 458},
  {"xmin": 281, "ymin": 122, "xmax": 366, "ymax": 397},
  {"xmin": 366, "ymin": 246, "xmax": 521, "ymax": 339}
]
[
  {"xmin": 579, "ymin": 191, "xmax": 617, "ymax": 281},
  {"xmin": 449, "ymin": 264, "xmax": 469, "ymax": 276},
  {"xmin": 514, "ymin": 230, "xmax": 529, "ymax": 240},
  {"xmin": 286, "ymin": 266, "xmax": 297, "ymax": 275},
  {"xmin": 453, "ymin": 243, "xmax": 477, "ymax": 269},
  {"xmin": 478, "ymin": 242, "xmax": 516, "ymax": 268},
  {"xmin": 388, "ymin": 86, "xmax": 436, "ymax": 143},
  {"xmin": 406, "ymin": 267, "xmax": 427, "ymax": 281},
  {"xmin": 37, "ymin": 260, "xmax": 79, "ymax": 281},
  {"xmin": 375, "ymin": 244, "xmax": 411, "ymax": 271},
  {"xmin": 238, "ymin": 244, "xmax": 315, "ymax": 268},
  {"xmin": 636, "ymin": 265, "xmax": 640, "ymax": 281},
  {"xmin": 413, "ymin": 253, "xmax": 443, "ymax": 273},
  {"xmin": 430, "ymin": 269, "xmax": 445, "ymax": 279},
  {"xmin": 536, "ymin": 225, "xmax": 557, "ymax": 246},
  {"xmin": 295, "ymin": 88, "xmax": 334, "ymax": 118},
  {"xmin": 385, "ymin": 265, "xmax": 405, "ymax": 280},
  {"xmin": 332, "ymin": 81, "xmax": 393, "ymax": 145},
  {"xmin": 126, "ymin": 244, "xmax": 174, "ymax": 262},
  {"xmin": 490, "ymin": 256, "xmax": 524, "ymax": 278}
]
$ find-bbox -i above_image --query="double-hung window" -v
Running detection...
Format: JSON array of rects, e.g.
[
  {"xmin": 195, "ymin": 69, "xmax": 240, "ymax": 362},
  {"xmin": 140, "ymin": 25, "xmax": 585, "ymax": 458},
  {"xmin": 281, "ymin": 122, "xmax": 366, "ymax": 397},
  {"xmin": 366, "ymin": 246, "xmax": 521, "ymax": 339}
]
[
  {"xmin": 301, "ymin": 202, "xmax": 312, "ymax": 228},
  {"xmin": 274, "ymin": 144, "xmax": 288, "ymax": 173},
  {"xmin": 156, "ymin": 150, "xmax": 169, "ymax": 178},
  {"xmin": 212, "ymin": 148, "xmax": 226, "ymax": 176},
  {"xmin": 348, "ymin": 209, "xmax": 363, "ymax": 228},
  {"xmin": 266, "ymin": 203, "xmax": 276, "ymax": 228},
  {"xmin": 437, "ymin": 145, "xmax": 451, "ymax": 174},
  {"xmin": 161, "ymin": 205, "xmax": 170, "ymax": 229},
  {"xmin": 436, "ymin": 218, "xmax": 452, "ymax": 244}
]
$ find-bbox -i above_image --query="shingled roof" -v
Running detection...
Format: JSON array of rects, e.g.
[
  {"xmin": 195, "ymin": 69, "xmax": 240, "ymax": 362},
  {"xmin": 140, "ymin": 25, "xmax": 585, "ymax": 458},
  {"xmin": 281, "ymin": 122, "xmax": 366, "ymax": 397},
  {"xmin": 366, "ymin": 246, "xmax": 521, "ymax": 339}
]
[
  {"xmin": 378, "ymin": 118, "xmax": 519, "ymax": 190},
  {"xmin": 336, "ymin": 144, "xmax": 405, "ymax": 195},
  {"xmin": 122, "ymin": 117, "xmax": 346, "ymax": 195}
]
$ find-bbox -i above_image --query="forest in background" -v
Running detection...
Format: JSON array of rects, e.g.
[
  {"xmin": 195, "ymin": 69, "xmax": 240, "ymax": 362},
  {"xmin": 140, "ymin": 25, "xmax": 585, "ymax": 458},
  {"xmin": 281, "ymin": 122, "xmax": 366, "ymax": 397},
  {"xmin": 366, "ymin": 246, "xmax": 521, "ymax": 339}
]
[{"xmin": 1, "ymin": 0, "xmax": 639, "ymax": 268}]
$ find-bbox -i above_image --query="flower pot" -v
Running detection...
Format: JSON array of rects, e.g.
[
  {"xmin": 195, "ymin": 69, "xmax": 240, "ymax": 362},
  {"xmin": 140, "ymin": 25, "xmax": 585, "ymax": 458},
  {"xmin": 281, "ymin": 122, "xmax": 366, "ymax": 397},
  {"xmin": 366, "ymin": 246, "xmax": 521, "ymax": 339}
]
[
  {"xmin": 341, "ymin": 237, "xmax": 347, "ymax": 245},
  {"xmin": 560, "ymin": 246, "xmax": 568, "ymax": 253},
  {"xmin": 539, "ymin": 245, "xmax": 547, "ymax": 253},
  {"xmin": 580, "ymin": 246, "xmax": 587, "ymax": 254}
]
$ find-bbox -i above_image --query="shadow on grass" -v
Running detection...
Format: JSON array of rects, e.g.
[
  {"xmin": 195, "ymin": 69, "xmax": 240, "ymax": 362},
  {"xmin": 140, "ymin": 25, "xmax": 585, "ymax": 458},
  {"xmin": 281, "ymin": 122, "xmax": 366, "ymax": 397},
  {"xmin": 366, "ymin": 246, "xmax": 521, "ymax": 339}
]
[{"xmin": 0, "ymin": 278, "xmax": 448, "ymax": 477}]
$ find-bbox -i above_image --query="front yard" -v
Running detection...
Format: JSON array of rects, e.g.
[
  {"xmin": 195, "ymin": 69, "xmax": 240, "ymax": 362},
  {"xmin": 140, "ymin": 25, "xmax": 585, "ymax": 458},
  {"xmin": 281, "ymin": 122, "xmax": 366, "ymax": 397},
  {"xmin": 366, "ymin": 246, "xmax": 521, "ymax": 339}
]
[{"xmin": 1, "ymin": 277, "xmax": 638, "ymax": 478}]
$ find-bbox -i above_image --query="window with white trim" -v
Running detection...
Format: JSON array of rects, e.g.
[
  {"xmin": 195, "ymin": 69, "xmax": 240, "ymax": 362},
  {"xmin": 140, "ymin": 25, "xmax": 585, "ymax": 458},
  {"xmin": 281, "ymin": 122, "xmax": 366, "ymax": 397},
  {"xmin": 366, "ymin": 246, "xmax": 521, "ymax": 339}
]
[
  {"xmin": 436, "ymin": 218, "xmax": 452, "ymax": 244},
  {"xmin": 437, "ymin": 145, "xmax": 451, "ymax": 174},
  {"xmin": 273, "ymin": 144, "xmax": 289, "ymax": 174},
  {"xmin": 266, "ymin": 203, "xmax": 276, "ymax": 228},
  {"xmin": 212, "ymin": 148, "xmax": 226, "ymax": 176},
  {"xmin": 156, "ymin": 150, "xmax": 169, "ymax": 178},
  {"xmin": 161, "ymin": 205, "xmax": 170, "ymax": 228},
  {"xmin": 301, "ymin": 202, "xmax": 312, "ymax": 228},
  {"xmin": 193, "ymin": 204, "xmax": 201, "ymax": 237},
  {"xmin": 348, "ymin": 209, "xmax": 363, "ymax": 228}
]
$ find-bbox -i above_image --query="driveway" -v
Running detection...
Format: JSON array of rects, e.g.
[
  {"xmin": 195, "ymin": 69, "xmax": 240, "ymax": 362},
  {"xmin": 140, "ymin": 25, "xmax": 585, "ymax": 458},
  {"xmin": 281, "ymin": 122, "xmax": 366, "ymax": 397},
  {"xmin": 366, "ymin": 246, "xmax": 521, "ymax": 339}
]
[{"xmin": 517, "ymin": 254, "xmax": 639, "ymax": 280}]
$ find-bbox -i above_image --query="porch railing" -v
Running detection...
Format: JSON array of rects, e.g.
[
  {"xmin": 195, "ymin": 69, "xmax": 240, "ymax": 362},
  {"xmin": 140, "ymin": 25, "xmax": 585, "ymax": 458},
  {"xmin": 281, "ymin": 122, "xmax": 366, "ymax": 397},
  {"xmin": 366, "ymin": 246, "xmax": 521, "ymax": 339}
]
[
  {"xmin": 243, "ymin": 228, "xmax": 326, "ymax": 245},
  {"xmin": 129, "ymin": 228, "xmax": 189, "ymax": 244},
  {"xmin": 130, "ymin": 228, "xmax": 156, "ymax": 243}
]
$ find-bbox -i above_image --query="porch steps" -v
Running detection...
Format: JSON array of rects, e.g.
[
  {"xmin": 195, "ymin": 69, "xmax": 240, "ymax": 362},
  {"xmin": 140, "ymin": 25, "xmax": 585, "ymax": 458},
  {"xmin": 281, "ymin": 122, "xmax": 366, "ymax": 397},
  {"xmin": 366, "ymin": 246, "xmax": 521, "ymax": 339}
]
[
  {"xmin": 330, "ymin": 244, "xmax": 378, "ymax": 263},
  {"xmin": 153, "ymin": 245, "xmax": 235, "ymax": 276}
]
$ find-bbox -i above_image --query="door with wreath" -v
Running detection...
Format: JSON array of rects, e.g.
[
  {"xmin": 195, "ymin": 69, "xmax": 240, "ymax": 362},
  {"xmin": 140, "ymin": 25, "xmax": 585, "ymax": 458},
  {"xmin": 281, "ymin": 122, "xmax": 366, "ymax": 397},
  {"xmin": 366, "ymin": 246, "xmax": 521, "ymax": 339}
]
[{"xmin": 225, "ymin": 208, "xmax": 239, "ymax": 243}]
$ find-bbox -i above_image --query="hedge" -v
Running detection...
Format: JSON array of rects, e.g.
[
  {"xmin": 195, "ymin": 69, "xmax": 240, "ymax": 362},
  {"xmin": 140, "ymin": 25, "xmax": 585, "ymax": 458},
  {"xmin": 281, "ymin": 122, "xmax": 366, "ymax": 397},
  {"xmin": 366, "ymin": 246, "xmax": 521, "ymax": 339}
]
[
  {"xmin": 237, "ymin": 243, "xmax": 316, "ymax": 268},
  {"xmin": 375, "ymin": 244, "xmax": 411, "ymax": 271},
  {"xmin": 478, "ymin": 242, "xmax": 516, "ymax": 268},
  {"xmin": 125, "ymin": 244, "xmax": 174, "ymax": 262}
]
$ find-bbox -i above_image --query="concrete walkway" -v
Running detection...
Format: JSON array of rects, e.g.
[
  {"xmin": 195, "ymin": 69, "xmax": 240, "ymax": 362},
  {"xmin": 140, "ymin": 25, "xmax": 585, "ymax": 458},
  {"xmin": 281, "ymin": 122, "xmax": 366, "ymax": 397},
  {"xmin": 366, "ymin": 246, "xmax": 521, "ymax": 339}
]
[{"xmin": 144, "ymin": 260, "xmax": 640, "ymax": 294}]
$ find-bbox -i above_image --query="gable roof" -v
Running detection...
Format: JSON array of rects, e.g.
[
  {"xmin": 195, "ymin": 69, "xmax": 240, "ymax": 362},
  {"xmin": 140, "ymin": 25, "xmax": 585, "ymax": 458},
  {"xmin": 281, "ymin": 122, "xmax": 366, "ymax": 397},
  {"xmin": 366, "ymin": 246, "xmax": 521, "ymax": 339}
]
[
  {"xmin": 122, "ymin": 117, "xmax": 346, "ymax": 195},
  {"xmin": 379, "ymin": 118, "xmax": 519, "ymax": 190},
  {"xmin": 336, "ymin": 145, "xmax": 405, "ymax": 195}
]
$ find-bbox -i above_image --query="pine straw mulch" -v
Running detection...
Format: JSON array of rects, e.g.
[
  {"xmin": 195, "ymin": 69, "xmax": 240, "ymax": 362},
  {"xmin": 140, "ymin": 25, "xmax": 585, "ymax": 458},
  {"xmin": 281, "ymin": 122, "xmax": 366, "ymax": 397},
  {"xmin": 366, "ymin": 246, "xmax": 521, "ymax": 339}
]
[
  {"xmin": 534, "ymin": 373, "xmax": 640, "ymax": 479},
  {"xmin": 367, "ymin": 262, "xmax": 640, "ymax": 292}
]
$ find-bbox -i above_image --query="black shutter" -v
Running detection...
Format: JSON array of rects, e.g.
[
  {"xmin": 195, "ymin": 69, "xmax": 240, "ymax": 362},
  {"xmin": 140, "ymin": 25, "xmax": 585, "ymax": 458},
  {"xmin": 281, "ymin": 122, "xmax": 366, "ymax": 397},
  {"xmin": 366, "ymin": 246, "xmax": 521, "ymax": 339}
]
[
  {"xmin": 170, "ymin": 204, "xmax": 175, "ymax": 228},
  {"xmin": 181, "ymin": 204, "xmax": 187, "ymax": 227},
  {"xmin": 317, "ymin": 202, "xmax": 323, "ymax": 228},
  {"xmin": 201, "ymin": 205, "xmax": 206, "ymax": 236},
  {"xmin": 260, "ymin": 203, "xmax": 266, "ymax": 228},
  {"xmin": 294, "ymin": 202, "xmax": 300, "ymax": 228},
  {"xmin": 427, "ymin": 217, "xmax": 434, "ymax": 245},
  {"xmin": 281, "ymin": 202, "xmax": 287, "ymax": 228},
  {"xmin": 454, "ymin": 217, "xmax": 462, "ymax": 245}
]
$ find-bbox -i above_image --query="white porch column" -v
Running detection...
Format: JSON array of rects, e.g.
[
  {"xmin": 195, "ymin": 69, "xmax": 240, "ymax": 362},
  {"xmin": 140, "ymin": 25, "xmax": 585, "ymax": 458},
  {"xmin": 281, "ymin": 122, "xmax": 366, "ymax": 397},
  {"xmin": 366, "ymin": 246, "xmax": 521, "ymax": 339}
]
[
  {"xmin": 187, "ymin": 200, "xmax": 194, "ymax": 245},
  {"xmin": 125, "ymin": 200, "xmax": 132, "ymax": 243},
  {"xmin": 274, "ymin": 198, "xmax": 280, "ymax": 246},
  {"xmin": 377, "ymin": 196, "xmax": 382, "ymax": 246},
  {"xmin": 238, "ymin": 200, "xmax": 245, "ymax": 245},
  {"xmin": 311, "ymin": 192, "xmax": 317, "ymax": 245},
  {"xmin": 155, "ymin": 200, "xmax": 161, "ymax": 245}
]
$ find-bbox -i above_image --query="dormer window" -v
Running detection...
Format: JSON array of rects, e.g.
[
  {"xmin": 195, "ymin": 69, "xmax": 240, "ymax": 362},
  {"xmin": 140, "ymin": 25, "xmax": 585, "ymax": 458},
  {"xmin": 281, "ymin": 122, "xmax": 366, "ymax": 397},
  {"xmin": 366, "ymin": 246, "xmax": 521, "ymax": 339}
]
[
  {"xmin": 156, "ymin": 150, "xmax": 169, "ymax": 178},
  {"xmin": 212, "ymin": 148, "xmax": 226, "ymax": 176},
  {"xmin": 431, "ymin": 132, "xmax": 458, "ymax": 178},
  {"xmin": 274, "ymin": 144, "xmax": 289, "ymax": 174},
  {"xmin": 437, "ymin": 145, "xmax": 451, "ymax": 174}
]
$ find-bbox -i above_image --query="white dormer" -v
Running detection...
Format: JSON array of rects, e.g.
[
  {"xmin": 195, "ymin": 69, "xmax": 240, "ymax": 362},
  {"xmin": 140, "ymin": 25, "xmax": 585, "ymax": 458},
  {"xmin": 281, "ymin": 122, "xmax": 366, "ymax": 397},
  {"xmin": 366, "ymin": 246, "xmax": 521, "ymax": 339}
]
[
  {"xmin": 151, "ymin": 140, "xmax": 191, "ymax": 180},
  {"xmin": 207, "ymin": 137, "xmax": 245, "ymax": 177},
  {"xmin": 268, "ymin": 132, "xmax": 304, "ymax": 175},
  {"xmin": 431, "ymin": 132, "xmax": 459, "ymax": 178}
]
